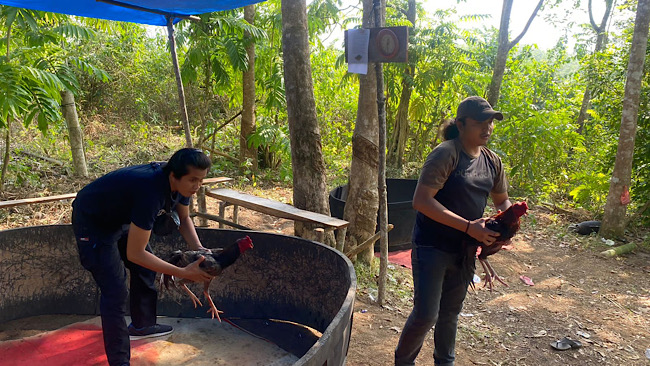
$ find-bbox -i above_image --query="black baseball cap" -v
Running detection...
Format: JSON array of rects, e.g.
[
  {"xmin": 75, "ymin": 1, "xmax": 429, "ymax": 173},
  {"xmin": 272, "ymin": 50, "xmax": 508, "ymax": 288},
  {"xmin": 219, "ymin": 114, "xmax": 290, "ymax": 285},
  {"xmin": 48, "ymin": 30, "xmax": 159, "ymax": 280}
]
[{"xmin": 456, "ymin": 96, "xmax": 503, "ymax": 121}]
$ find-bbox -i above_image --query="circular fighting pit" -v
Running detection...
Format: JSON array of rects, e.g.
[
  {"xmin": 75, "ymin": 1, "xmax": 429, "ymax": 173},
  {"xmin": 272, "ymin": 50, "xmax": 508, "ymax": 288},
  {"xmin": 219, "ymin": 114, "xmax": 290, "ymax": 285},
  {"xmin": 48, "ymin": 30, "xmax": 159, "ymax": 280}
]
[{"xmin": 0, "ymin": 226, "xmax": 356, "ymax": 365}]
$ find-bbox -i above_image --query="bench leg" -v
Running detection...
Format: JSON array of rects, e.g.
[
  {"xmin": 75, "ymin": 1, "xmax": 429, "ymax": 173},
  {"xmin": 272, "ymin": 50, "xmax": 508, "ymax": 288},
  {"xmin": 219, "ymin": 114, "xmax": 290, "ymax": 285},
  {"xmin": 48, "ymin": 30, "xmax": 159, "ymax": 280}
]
[
  {"xmin": 335, "ymin": 227, "xmax": 347, "ymax": 252},
  {"xmin": 197, "ymin": 186, "xmax": 208, "ymax": 227},
  {"xmin": 218, "ymin": 202, "xmax": 227, "ymax": 229},
  {"xmin": 233, "ymin": 204, "xmax": 239, "ymax": 224}
]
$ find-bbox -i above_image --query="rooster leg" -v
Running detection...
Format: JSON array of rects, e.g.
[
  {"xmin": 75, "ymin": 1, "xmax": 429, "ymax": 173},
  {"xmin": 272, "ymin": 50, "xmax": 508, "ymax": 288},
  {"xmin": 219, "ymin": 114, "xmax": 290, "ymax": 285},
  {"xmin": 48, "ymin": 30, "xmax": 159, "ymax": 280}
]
[
  {"xmin": 478, "ymin": 259, "xmax": 495, "ymax": 291},
  {"xmin": 202, "ymin": 281, "xmax": 223, "ymax": 322},
  {"xmin": 160, "ymin": 274, "xmax": 175, "ymax": 292},
  {"xmin": 180, "ymin": 284, "xmax": 203, "ymax": 308},
  {"xmin": 482, "ymin": 259, "xmax": 509, "ymax": 289}
]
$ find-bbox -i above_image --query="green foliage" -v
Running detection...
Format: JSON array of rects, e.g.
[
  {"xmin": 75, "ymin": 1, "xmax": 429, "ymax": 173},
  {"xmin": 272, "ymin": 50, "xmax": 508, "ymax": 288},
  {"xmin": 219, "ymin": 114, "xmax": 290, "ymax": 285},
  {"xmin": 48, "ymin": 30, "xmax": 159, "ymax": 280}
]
[
  {"xmin": 247, "ymin": 121, "xmax": 290, "ymax": 168},
  {"xmin": 1, "ymin": 0, "xmax": 648, "ymax": 227},
  {"xmin": 0, "ymin": 6, "xmax": 106, "ymax": 133}
]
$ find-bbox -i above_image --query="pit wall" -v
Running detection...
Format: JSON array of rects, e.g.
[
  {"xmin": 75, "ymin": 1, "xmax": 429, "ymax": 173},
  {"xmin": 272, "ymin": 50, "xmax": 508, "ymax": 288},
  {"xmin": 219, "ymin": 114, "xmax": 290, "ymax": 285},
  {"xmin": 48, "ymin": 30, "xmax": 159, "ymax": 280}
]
[{"xmin": 0, "ymin": 225, "xmax": 356, "ymax": 366}]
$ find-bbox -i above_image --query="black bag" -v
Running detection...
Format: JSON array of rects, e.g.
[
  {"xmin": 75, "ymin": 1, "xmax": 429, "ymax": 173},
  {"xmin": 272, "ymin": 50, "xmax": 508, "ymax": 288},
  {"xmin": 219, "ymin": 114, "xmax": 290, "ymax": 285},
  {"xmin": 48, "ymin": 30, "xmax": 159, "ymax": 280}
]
[{"xmin": 153, "ymin": 193, "xmax": 181, "ymax": 236}]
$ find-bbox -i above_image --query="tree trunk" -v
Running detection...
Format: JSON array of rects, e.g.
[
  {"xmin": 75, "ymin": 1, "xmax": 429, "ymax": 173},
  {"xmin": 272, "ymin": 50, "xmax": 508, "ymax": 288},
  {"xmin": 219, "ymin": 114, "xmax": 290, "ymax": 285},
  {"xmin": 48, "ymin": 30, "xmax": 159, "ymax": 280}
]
[
  {"xmin": 576, "ymin": 0, "xmax": 614, "ymax": 135},
  {"xmin": 241, "ymin": 4, "xmax": 258, "ymax": 174},
  {"xmin": 600, "ymin": 0, "xmax": 650, "ymax": 238},
  {"xmin": 387, "ymin": 78, "xmax": 412, "ymax": 168},
  {"xmin": 487, "ymin": 0, "xmax": 544, "ymax": 107},
  {"xmin": 2, "ymin": 21, "xmax": 11, "ymax": 190},
  {"xmin": 387, "ymin": 0, "xmax": 415, "ymax": 169},
  {"xmin": 343, "ymin": 0, "xmax": 381, "ymax": 264},
  {"xmin": 1, "ymin": 118, "xmax": 10, "ymax": 191},
  {"xmin": 167, "ymin": 18, "xmax": 193, "ymax": 148},
  {"xmin": 281, "ymin": 0, "xmax": 334, "ymax": 245},
  {"xmin": 60, "ymin": 90, "xmax": 88, "ymax": 177}
]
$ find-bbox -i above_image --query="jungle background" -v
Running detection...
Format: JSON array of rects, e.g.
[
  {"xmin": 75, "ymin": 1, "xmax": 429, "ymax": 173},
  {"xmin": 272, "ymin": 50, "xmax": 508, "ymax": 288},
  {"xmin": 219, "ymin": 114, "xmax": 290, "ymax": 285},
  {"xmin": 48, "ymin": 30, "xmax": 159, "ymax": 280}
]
[{"xmin": 0, "ymin": 0, "xmax": 649, "ymax": 365}]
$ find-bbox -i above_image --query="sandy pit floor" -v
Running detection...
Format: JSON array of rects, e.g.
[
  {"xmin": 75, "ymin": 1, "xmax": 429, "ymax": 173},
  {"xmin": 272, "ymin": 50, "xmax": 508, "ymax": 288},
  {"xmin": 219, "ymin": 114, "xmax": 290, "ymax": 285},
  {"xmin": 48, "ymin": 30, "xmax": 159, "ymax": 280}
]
[{"xmin": 0, "ymin": 315, "xmax": 299, "ymax": 366}]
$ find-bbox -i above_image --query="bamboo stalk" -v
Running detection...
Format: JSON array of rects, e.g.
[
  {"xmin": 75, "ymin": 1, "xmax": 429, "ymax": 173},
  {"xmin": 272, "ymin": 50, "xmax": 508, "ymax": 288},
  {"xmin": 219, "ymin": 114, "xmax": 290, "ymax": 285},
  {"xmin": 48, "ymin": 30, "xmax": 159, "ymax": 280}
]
[{"xmin": 600, "ymin": 242, "xmax": 636, "ymax": 257}]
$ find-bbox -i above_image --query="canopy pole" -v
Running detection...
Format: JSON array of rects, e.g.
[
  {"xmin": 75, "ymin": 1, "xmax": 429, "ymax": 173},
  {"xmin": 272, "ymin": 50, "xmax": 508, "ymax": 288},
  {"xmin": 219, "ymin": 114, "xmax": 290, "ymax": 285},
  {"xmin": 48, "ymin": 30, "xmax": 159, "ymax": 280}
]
[
  {"xmin": 166, "ymin": 16, "xmax": 193, "ymax": 148},
  {"xmin": 374, "ymin": 0, "xmax": 388, "ymax": 306}
]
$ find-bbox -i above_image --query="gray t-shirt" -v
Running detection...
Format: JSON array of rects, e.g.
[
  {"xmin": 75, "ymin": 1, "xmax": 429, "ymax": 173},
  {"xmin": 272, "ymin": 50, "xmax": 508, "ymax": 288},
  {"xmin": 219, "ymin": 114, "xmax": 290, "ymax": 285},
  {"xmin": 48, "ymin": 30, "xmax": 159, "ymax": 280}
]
[{"xmin": 412, "ymin": 138, "xmax": 507, "ymax": 252}]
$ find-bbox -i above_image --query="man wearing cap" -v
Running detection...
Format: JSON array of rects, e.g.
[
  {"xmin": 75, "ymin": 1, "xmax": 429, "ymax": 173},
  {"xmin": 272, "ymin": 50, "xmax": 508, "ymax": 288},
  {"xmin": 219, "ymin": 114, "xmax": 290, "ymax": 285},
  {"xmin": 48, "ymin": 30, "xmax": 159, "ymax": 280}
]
[{"xmin": 395, "ymin": 96, "xmax": 512, "ymax": 366}]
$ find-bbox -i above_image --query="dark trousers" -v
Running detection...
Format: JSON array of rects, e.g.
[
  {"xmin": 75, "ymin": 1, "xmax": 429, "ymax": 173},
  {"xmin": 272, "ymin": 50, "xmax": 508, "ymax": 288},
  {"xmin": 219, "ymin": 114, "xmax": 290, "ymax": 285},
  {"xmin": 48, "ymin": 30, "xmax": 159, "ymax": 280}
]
[
  {"xmin": 73, "ymin": 217, "xmax": 158, "ymax": 366},
  {"xmin": 395, "ymin": 245, "xmax": 469, "ymax": 366}
]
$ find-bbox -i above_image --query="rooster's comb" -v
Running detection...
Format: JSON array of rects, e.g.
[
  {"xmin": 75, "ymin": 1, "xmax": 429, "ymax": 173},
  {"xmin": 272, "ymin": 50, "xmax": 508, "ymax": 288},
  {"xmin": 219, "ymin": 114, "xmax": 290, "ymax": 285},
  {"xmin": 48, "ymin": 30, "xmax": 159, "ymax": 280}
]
[
  {"xmin": 237, "ymin": 236, "xmax": 254, "ymax": 252},
  {"xmin": 512, "ymin": 201, "xmax": 528, "ymax": 217}
]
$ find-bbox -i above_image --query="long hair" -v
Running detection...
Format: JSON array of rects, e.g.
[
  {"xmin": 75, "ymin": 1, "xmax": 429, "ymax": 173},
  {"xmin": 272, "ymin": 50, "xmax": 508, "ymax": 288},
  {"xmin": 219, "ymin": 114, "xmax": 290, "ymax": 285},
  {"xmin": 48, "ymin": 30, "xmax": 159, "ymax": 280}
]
[
  {"xmin": 163, "ymin": 148, "xmax": 211, "ymax": 178},
  {"xmin": 442, "ymin": 118, "xmax": 465, "ymax": 140}
]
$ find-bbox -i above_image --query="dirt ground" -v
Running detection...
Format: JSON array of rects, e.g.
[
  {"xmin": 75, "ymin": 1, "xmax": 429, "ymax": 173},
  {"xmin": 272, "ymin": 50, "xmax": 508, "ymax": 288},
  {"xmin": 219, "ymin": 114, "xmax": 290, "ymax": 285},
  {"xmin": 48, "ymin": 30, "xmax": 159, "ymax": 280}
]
[{"xmin": 1, "ymin": 185, "xmax": 649, "ymax": 366}]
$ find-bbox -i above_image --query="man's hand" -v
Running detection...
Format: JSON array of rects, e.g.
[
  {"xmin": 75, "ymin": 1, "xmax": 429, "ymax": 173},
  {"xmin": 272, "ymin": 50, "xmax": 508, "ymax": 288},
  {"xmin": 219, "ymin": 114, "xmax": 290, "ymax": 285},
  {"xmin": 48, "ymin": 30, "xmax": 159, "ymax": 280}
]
[
  {"xmin": 180, "ymin": 256, "xmax": 214, "ymax": 282},
  {"xmin": 467, "ymin": 218, "xmax": 500, "ymax": 246},
  {"xmin": 196, "ymin": 246, "xmax": 212, "ymax": 254}
]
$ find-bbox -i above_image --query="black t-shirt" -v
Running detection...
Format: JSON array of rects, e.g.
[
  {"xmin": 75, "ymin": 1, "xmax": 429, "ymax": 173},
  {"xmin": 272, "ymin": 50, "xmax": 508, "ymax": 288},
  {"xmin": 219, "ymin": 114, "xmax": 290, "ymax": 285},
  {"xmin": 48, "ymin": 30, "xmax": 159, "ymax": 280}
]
[
  {"xmin": 72, "ymin": 163, "xmax": 190, "ymax": 235},
  {"xmin": 412, "ymin": 138, "xmax": 507, "ymax": 252}
]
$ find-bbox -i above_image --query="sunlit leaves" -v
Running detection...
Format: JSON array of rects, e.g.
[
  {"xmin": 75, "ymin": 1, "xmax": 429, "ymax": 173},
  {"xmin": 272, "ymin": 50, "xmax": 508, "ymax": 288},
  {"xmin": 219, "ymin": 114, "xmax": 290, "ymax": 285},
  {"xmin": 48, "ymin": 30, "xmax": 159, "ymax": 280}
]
[
  {"xmin": 52, "ymin": 23, "xmax": 96, "ymax": 40},
  {"xmin": 0, "ymin": 5, "xmax": 108, "ymax": 133}
]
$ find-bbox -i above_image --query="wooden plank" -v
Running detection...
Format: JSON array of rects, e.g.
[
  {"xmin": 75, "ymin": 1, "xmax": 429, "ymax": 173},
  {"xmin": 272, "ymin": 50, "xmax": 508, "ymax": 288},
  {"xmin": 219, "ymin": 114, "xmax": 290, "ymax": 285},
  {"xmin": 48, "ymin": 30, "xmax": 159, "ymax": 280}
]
[
  {"xmin": 0, "ymin": 193, "xmax": 77, "ymax": 209},
  {"xmin": 192, "ymin": 212, "xmax": 251, "ymax": 230},
  {"xmin": 202, "ymin": 176, "xmax": 232, "ymax": 185},
  {"xmin": 207, "ymin": 188, "xmax": 348, "ymax": 229},
  {"xmin": 345, "ymin": 224, "xmax": 393, "ymax": 259}
]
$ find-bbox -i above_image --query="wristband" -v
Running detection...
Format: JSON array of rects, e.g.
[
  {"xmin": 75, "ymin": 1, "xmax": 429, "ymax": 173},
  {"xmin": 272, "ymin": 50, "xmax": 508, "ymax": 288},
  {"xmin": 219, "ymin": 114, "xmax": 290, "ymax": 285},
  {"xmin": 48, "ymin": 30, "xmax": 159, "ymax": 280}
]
[{"xmin": 464, "ymin": 220, "xmax": 470, "ymax": 234}]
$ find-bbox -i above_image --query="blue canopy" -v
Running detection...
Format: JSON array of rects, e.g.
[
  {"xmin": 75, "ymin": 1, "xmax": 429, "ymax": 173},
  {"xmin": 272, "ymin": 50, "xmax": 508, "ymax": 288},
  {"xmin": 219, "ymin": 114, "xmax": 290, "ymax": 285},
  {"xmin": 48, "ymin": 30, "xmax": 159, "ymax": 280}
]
[{"xmin": 0, "ymin": 0, "xmax": 264, "ymax": 25}]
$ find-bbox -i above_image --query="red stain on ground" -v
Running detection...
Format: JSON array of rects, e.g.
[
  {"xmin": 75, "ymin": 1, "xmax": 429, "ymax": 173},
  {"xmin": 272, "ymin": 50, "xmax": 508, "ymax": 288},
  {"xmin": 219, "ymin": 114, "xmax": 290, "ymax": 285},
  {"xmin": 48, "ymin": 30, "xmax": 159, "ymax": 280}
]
[
  {"xmin": 0, "ymin": 323, "xmax": 160, "ymax": 366},
  {"xmin": 375, "ymin": 249, "xmax": 412, "ymax": 268}
]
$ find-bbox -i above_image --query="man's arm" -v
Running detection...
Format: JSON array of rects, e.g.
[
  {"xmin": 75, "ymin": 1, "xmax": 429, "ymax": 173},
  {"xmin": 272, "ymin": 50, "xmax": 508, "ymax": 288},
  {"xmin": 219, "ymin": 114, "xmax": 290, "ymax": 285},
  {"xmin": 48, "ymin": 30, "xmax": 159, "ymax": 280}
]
[
  {"xmin": 126, "ymin": 223, "xmax": 212, "ymax": 282},
  {"xmin": 176, "ymin": 203, "xmax": 207, "ymax": 251},
  {"xmin": 491, "ymin": 191, "xmax": 512, "ymax": 212},
  {"xmin": 413, "ymin": 183, "xmax": 500, "ymax": 246}
]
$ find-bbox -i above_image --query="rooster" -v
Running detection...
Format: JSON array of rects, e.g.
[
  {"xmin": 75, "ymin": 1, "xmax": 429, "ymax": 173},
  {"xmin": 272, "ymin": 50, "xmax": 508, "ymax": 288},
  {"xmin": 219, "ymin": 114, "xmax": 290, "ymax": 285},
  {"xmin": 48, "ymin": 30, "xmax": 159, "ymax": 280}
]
[
  {"xmin": 463, "ymin": 201, "xmax": 528, "ymax": 291},
  {"xmin": 162, "ymin": 235, "xmax": 254, "ymax": 321}
]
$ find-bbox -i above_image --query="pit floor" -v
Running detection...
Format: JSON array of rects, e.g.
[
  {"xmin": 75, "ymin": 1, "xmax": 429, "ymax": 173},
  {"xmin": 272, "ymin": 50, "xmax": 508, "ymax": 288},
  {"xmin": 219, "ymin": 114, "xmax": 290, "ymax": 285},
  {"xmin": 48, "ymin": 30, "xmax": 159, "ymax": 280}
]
[{"xmin": 0, "ymin": 315, "xmax": 299, "ymax": 366}]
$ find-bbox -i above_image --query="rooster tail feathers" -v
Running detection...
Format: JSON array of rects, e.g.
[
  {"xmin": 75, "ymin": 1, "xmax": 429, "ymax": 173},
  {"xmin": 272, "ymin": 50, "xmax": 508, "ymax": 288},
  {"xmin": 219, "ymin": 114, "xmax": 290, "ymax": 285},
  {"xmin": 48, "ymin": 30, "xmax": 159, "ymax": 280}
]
[{"xmin": 461, "ymin": 241, "xmax": 478, "ymax": 289}]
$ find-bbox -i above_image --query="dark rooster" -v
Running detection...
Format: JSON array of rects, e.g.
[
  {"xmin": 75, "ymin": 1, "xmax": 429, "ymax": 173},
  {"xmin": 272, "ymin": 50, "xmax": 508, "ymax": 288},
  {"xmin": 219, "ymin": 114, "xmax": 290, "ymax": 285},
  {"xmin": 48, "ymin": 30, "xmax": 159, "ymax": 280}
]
[
  {"xmin": 162, "ymin": 236, "xmax": 254, "ymax": 321},
  {"xmin": 463, "ymin": 201, "xmax": 528, "ymax": 291}
]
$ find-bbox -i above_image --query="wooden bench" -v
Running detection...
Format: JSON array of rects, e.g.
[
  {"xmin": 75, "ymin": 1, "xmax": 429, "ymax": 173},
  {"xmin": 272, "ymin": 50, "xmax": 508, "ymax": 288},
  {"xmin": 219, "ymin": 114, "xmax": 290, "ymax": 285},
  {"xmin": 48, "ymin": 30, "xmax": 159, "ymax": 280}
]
[
  {"xmin": 203, "ymin": 188, "xmax": 349, "ymax": 250},
  {"xmin": 194, "ymin": 177, "xmax": 233, "ymax": 227},
  {"xmin": 0, "ymin": 193, "xmax": 77, "ymax": 209}
]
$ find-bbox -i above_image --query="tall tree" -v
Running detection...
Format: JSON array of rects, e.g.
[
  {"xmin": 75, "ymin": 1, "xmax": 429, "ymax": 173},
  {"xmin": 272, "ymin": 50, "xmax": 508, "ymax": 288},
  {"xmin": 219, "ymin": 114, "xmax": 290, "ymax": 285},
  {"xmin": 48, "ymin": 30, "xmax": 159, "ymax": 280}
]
[
  {"xmin": 60, "ymin": 90, "xmax": 88, "ymax": 177},
  {"xmin": 486, "ymin": 0, "xmax": 544, "ymax": 107},
  {"xmin": 343, "ymin": 0, "xmax": 381, "ymax": 263},
  {"xmin": 600, "ymin": 0, "xmax": 650, "ymax": 238},
  {"xmin": 178, "ymin": 11, "xmax": 265, "ymax": 154},
  {"xmin": 0, "ymin": 7, "xmax": 103, "ymax": 187},
  {"xmin": 387, "ymin": 0, "xmax": 415, "ymax": 168},
  {"xmin": 241, "ymin": 4, "xmax": 258, "ymax": 173},
  {"xmin": 576, "ymin": 0, "xmax": 615, "ymax": 135},
  {"xmin": 281, "ymin": 0, "xmax": 333, "ymax": 243}
]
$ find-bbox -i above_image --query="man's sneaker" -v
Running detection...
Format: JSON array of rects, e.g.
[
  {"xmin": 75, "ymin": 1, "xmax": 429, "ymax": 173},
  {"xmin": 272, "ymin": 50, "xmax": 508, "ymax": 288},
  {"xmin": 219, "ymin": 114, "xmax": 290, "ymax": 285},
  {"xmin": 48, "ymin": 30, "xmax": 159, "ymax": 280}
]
[{"xmin": 128, "ymin": 323, "xmax": 173, "ymax": 340}]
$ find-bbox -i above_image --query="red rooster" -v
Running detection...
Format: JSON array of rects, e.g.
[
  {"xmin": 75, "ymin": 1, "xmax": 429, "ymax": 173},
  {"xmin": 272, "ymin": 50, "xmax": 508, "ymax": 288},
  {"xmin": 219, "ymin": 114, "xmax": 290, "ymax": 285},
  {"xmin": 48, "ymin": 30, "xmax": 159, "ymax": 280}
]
[
  {"xmin": 162, "ymin": 236, "xmax": 254, "ymax": 321},
  {"xmin": 463, "ymin": 201, "xmax": 528, "ymax": 291}
]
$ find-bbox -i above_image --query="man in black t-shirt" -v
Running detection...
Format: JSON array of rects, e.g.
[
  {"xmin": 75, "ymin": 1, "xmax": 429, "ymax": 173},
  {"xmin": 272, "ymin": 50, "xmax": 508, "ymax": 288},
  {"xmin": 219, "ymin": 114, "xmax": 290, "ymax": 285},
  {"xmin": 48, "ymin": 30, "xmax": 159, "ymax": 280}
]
[
  {"xmin": 72, "ymin": 148, "xmax": 214, "ymax": 366},
  {"xmin": 395, "ymin": 97, "xmax": 512, "ymax": 366}
]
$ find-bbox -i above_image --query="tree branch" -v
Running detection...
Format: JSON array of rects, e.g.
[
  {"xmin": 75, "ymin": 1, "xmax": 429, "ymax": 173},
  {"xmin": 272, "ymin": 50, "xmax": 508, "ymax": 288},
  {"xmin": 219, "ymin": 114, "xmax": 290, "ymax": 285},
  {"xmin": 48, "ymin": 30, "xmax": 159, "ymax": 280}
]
[
  {"xmin": 15, "ymin": 149, "xmax": 65, "ymax": 166},
  {"xmin": 588, "ymin": 0, "xmax": 599, "ymax": 30},
  {"xmin": 508, "ymin": 0, "xmax": 544, "ymax": 50},
  {"xmin": 203, "ymin": 147, "xmax": 238, "ymax": 163}
]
